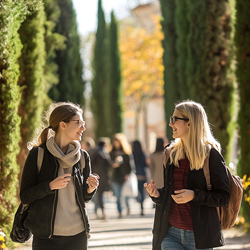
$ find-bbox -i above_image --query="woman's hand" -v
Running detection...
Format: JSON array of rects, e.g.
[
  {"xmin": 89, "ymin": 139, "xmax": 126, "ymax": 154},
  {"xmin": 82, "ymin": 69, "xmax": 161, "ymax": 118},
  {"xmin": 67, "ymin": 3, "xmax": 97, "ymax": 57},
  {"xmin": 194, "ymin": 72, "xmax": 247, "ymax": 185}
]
[
  {"xmin": 171, "ymin": 189, "xmax": 194, "ymax": 204},
  {"xmin": 49, "ymin": 173, "xmax": 71, "ymax": 190},
  {"xmin": 144, "ymin": 179, "xmax": 160, "ymax": 198},
  {"xmin": 87, "ymin": 174, "xmax": 100, "ymax": 194},
  {"xmin": 112, "ymin": 162, "xmax": 120, "ymax": 168}
]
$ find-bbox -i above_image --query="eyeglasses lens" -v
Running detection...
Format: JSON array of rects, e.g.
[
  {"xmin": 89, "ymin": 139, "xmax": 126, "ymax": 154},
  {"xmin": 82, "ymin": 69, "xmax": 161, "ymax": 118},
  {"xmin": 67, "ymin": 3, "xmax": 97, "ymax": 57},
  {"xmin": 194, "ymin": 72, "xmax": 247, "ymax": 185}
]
[
  {"xmin": 78, "ymin": 121, "xmax": 85, "ymax": 128},
  {"xmin": 170, "ymin": 116, "xmax": 175, "ymax": 125}
]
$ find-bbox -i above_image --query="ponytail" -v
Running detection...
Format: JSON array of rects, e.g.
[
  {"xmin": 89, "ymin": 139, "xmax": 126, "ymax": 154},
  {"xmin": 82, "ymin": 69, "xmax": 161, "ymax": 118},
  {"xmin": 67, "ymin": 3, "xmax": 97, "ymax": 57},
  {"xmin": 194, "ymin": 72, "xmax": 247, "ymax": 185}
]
[{"xmin": 27, "ymin": 126, "xmax": 51, "ymax": 150}]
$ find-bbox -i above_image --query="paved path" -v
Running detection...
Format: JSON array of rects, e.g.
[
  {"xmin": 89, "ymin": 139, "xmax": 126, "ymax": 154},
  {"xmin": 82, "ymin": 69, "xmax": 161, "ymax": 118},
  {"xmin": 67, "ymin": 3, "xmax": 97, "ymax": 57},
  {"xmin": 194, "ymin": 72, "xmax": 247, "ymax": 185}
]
[{"xmin": 11, "ymin": 194, "xmax": 250, "ymax": 250}]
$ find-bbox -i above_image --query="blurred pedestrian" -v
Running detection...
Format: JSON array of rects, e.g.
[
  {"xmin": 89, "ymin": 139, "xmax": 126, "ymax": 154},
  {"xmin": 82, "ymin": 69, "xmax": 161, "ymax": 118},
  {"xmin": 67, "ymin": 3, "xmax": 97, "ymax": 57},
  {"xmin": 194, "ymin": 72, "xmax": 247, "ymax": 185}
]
[
  {"xmin": 144, "ymin": 100, "xmax": 230, "ymax": 250},
  {"xmin": 132, "ymin": 140, "xmax": 148, "ymax": 216},
  {"xmin": 110, "ymin": 133, "xmax": 135, "ymax": 218},
  {"xmin": 81, "ymin": 136, "xmax": 96, "ymax": 160},
  {"xmin": 20, "ymin": 102, "xmax": 99, "ymax": 250},
  {"xmin": 149, "ymin": 138, "xmax": 165, "ymax": 189},
  {"xmin": 91, "ymin": 137, "xmax": 111, "ymax": 220}
]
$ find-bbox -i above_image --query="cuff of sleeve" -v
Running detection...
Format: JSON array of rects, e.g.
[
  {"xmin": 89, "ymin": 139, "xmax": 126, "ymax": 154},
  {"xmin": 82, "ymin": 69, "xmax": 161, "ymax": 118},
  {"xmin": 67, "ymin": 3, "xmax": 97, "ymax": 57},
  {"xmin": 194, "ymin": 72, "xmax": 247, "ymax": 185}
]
[
  {"xmin": 45, "ymin": 181, "xmax": 56, "ymax": 194},
  {"xmin": 85, "ymin": 189, "xmax": 96, "ymax": 202}
]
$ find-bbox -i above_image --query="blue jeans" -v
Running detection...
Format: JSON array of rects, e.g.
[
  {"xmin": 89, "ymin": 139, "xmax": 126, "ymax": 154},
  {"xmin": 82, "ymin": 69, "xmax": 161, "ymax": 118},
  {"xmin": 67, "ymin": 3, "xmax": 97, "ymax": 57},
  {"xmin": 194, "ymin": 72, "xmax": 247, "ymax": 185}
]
[
  {"xmin": 112, "ymin": 182, "xmax": 123, "ymax": 212},
  {"xmin": 161, "ymin": 226, "xmax": 213, "ymax": 250}
]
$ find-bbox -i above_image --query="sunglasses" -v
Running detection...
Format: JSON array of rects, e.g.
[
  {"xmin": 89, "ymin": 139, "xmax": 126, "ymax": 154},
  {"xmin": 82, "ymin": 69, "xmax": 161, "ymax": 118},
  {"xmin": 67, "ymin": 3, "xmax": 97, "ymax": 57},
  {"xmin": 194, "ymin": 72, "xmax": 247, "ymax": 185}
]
[
  {"xmin": 169, "ymin": 116, "xmax": 189, "ymax": 125},
  {"xmin": 70, "ymin": 120, "xmax": 85, "ymax": 128}
]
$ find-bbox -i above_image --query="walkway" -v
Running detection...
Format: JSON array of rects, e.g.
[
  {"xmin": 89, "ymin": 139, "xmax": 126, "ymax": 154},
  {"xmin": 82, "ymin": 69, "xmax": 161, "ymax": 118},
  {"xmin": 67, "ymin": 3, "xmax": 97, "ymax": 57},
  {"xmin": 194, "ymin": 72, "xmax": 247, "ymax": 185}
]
[{"xmin": 11, "ymin": 193, "xmax": 250, "ymax": 250}]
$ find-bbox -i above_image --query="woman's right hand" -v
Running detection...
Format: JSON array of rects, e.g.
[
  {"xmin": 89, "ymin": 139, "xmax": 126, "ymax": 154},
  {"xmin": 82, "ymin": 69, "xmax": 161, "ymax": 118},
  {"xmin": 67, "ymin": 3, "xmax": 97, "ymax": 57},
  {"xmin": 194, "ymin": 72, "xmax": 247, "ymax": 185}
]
[
  {"xmin": 49, "ymin": 173, "xmax": 71, "ymax": 190},
  {"xmin": 144, "ymin": 179, "xmax": 160, "ymax": 198}
]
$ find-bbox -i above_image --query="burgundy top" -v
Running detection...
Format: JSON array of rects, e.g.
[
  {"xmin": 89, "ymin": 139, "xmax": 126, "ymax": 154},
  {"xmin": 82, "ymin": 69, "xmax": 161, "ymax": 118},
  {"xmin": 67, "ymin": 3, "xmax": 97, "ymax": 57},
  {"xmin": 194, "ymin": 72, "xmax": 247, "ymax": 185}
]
[{"xmin": 168, "ymin": 157, "xmax": 193, "ymax": 230}]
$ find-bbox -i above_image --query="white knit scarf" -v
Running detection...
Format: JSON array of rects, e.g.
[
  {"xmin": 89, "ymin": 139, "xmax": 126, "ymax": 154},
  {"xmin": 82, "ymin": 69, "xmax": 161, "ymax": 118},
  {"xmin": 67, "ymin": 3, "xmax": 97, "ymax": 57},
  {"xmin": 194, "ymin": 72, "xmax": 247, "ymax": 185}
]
[{"xmin": 46, "ymin": 136, "xmax": 81, "ymax": 168}]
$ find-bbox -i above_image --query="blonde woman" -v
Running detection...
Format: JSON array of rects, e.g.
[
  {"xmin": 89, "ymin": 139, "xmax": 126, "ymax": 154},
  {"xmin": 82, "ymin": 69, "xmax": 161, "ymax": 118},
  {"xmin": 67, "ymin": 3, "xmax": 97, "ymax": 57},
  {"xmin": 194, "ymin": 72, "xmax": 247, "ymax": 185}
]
[
  {"xmin": 110, "ymin": 133, "xmax": 135, "ymax": 218},
  {"xmin": 144, "ymin": 100, "xmax": 230, "ymax": 250},
  {"xmin": 20, "ymin": 102, "xmax": 99, "ymax": 250}
]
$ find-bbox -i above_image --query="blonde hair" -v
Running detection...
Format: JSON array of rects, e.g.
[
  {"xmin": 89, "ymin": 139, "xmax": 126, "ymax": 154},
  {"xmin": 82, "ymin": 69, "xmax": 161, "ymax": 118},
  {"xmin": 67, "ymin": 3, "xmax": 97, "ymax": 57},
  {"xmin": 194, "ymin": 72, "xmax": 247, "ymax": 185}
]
[
  {"xmin": 28, "ymin": 102, "xmax": 83, "ymax": 150},
  {"xmin": 111, "ymin": 133, "xmax": 132, "ymax": 155},
  {"xmin": 166, "ymin": 100, "xmax": 221, "ymax": 170}
]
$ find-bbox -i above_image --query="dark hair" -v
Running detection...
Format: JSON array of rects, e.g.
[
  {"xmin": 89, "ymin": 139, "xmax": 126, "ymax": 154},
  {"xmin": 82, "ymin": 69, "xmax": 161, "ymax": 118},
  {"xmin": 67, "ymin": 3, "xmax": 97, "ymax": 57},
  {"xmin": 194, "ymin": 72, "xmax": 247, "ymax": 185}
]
[
  {"xmin": 155, "ymin": 138, "xmax": 164, "ymax": 153},
  {"xmin": 132, "ymin": 140, "xmax": 144, "ymax": 158}
]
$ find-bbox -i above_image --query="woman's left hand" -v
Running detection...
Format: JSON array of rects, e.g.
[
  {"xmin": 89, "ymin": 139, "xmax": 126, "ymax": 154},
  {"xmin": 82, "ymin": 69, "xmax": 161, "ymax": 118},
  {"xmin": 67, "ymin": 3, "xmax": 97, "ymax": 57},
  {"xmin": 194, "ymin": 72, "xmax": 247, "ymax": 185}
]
[
  {"xmin": 171, "ymin": 189, "xmax": 194, "ymax": 204},
  {"xmin": 86, "ymin": 174, "xmax": 100, "ymax": 194}
]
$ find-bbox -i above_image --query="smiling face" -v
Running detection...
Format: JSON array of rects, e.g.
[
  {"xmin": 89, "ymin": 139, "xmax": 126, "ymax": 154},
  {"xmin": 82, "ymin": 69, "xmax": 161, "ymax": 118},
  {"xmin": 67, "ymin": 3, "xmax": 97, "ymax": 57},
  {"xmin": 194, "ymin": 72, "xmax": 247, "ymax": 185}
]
[
  {"xmin": 62, "ymin": 112, "xmax": 86, "ymax": 142},
  {"xmin": 169, "ymin": 109, "xmax": 190, "ymax": 143}
]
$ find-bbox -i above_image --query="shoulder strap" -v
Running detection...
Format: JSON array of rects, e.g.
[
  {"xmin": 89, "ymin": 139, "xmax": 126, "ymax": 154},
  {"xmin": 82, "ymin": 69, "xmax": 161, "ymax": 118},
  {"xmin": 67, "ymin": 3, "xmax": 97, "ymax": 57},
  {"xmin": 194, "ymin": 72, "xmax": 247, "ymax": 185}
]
[
  {"xmin": 37, "ymin": 147, "xmax": 44, "ymax": 174},
  {"xmin": 80, "ymin": 149, "xmax": 86, "ymax": 174},
  {"xmin": 203, "ymin": 150, "xmax": 212, "ymax": 190}
]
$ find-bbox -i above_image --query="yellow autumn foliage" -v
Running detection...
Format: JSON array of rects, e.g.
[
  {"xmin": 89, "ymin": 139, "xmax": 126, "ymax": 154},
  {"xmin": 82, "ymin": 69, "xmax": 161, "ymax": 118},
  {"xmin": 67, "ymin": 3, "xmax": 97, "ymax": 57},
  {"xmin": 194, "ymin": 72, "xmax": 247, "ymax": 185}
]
[
  {"xmin": 243, "ymin": 175, "xmax": 250, "ymax": 204},
  {"xmin": 120, "ymin": 15, "xmax": 164, "ymax": 103}
]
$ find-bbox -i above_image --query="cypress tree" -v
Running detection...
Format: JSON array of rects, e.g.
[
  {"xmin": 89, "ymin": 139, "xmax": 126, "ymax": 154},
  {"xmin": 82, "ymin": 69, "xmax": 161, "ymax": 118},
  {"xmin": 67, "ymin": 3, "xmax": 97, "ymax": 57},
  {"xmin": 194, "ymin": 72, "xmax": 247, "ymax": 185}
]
[
  {"xmin": 159, "ymin": 0, "xmax": 180, "ymax": 141},
  {"xmin": 235, "ymin": 0, "xmax": 250, "ymax": 225},
  {"xmin": 49, "ymin": 0, "xmax": 84, "ymax": 105},
  {"xmin": 18, "ymin": 4, "xmax": 46, "ymax": 171},
  {"xmin": 175, "ymin": 0, "xmax": 189, "ymax": 100},
  {"xmin": 44, "ymin": 0, "xmax": 66, "ymax": 93},
  {"xmin": 91, "ymin": 0, "xmax": 108, "ymax": 139},
  {"xmin": 0, "ymin": 0, "xmax": 41, "ymax": 241},
  {"xmin": 185, "ymin": 0, "xmax": 234, "ymax": 159},
  {"xmin": 108, "ymin": 11, "xmax": 123, "ymax": 137}
]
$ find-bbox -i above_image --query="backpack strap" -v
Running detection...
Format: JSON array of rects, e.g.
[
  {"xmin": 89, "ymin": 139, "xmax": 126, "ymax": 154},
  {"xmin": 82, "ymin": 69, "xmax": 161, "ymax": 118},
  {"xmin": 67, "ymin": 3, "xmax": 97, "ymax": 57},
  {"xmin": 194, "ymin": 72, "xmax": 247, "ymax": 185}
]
[
  {"xmin": 80, "ymin": 149, "xmax": 86, "ymax": 174},
  {"xmin": 37, "ymin": 147, "xmax": 44, "ymax": 174},
  {"xmin": 202, "ymin": 150, "xmax": 212, "ymax": 190}
]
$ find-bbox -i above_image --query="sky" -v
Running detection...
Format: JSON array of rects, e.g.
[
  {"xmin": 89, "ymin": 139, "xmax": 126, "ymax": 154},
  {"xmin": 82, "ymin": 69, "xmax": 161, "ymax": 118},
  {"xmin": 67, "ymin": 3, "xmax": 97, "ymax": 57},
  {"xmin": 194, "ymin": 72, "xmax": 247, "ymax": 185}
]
[{"xmin": 72, "ymin": 0, "xmax": 131, "ymax": 36}]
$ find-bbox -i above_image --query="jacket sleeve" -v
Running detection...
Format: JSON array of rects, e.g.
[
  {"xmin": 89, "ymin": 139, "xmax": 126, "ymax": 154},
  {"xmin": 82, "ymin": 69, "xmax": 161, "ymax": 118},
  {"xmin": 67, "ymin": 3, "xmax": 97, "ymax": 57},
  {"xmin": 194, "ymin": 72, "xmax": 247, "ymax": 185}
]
[
  {"xmin": 192, "ymin": 148, "xmax": 230, "ymax": 207},
  {"xmin": 82, "ymin": 150, "xmax": 96, "ymax": 202},
  {"xmin": 20, "ymin": 147, "xmax": 55, "ymax": 204}
]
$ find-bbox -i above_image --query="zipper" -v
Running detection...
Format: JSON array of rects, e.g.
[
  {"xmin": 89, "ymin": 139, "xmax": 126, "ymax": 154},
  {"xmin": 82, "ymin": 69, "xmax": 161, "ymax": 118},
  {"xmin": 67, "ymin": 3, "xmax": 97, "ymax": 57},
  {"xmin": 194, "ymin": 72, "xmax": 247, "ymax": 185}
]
[
  {"xmin": 49, "ymin": 157, "xmax": 59, "ymax": 238},
  {"xmin": 74, "ymin": 167, "xmax": 91, "ymax": 239}
]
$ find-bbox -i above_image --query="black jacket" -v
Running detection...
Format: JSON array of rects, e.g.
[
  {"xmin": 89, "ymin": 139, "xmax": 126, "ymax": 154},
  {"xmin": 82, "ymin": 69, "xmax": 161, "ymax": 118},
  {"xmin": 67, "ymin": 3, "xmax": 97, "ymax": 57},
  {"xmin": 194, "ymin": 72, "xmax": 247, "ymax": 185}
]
[
  {"xmin": 20, "ymin": 144, "xmax": 95, "ymax": 239},
  {"xmin": 110, "ymin": 151, "xmax": 134, "ymax": 185},
  {"xmin": 151, "ymin": 147, "xmax": 230, "ymax": 249}
]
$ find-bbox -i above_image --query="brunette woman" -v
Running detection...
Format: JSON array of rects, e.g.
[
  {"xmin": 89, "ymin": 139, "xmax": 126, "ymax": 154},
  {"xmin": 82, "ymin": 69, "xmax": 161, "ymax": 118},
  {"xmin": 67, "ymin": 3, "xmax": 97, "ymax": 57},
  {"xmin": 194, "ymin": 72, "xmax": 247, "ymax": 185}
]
[{"xmin": 20, "ymin": 102, "xmax": 99, "ymax": 250}]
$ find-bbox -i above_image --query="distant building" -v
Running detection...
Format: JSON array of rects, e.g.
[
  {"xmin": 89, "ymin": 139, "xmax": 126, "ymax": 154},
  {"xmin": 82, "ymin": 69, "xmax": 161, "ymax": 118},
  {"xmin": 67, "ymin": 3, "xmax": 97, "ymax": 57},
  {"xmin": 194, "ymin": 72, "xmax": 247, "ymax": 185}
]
[{"xmin": 131, "ymin": 1, "xmax": 161, "ymax": 33}]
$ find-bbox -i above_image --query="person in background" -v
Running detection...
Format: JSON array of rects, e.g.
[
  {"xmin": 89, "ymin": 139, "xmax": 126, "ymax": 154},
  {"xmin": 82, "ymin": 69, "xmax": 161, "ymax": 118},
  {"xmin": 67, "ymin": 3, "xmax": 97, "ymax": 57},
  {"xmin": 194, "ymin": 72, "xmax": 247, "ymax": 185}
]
[
  {"xmin": 132, "ymin": 140, "xmax": 148, "ymax": 216},
  {"xmin": 144, "ymin": 100, "xmax": 230, "ymax": 250},
  {"xmin": 20, "ymin": 102, "xmax": 99, "ymax": 250},
  {"xmin": 110, "ymin": 133, "xmax": 135, "ymax": 218},
  {"xmin": 149, "ymin": 138, "xmax": 166, "ymax": 189},
  {"xmin": 81, "ymin": 136, "xmax": 96, "ymax": 160},
  {"xmin": 91, "ymin": 137, "xmax": 111, "ymax": 220}
]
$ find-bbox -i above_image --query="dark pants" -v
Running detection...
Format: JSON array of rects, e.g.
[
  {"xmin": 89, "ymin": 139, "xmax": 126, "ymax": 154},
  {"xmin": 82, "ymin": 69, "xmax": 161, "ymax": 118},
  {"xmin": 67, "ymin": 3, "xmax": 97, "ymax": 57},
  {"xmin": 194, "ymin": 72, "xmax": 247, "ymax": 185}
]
[
  {"xmin": 138, "ymin": 180, "xmax": 145, "ymax": 210},
  {"xmin": 32, "ymin": 231, "xmax": 88, "ymax": 250}
]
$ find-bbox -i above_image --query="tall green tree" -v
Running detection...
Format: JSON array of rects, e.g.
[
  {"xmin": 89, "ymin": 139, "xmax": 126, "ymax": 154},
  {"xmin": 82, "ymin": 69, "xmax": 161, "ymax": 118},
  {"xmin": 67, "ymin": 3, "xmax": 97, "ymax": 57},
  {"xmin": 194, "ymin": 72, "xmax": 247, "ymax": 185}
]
[
  {"xmin": 185, "ymin": 0, "xmax": 234, "ymax": 159},
  {"xmin": 91, "ymin": 0, "xmax": 108, "ymax": 139},
  {"xmin": 175, "ymin": 0, "xmax": 189, "ymax": 100},
  {"xmin": 235, "ymin": 0, "xmax": 250, "ymax": 226},
  {"xmin": 18, "ymin": 3, "xmax": 46, "ymax": 170},
  {"xmin": 159, "ymin": 0, "xmax": 180, "ymax": 141},
  {"xmin": 107, "ymin": 11, "xmax": 123, "ymax": 137},
  {"xmin": 49, "ymin": 0, "xmax": 84, "ymax": 105},
  {"xmin": 44, "ymin": 0, "xmax": 66, "ymax": 93},
  {"xmin": 0, "ymin": 0, "xmax": 41, "ymax": 241}
]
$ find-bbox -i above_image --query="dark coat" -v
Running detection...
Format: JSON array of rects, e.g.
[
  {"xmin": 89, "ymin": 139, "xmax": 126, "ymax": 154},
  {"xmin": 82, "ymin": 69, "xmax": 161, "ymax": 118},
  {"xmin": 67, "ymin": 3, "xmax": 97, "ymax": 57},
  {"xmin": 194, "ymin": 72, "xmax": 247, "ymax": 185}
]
[
  {"xmin": 91, "ymin": 146, "xmax": 111, "ymax": 192},
  {"xmin": 20, "ymin": 144, "xmax": 95, "ymax": 239},
  {"xmin": 132, "ymin": 152, "xmax": 147, "ymax": 177},
  {"xmin": 110, "ymin": 151, "xmax": 134, "ymax": 185},
  {"xmin": 151, "ymin": 147, "xmax": 230, "ymax": 250}
]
